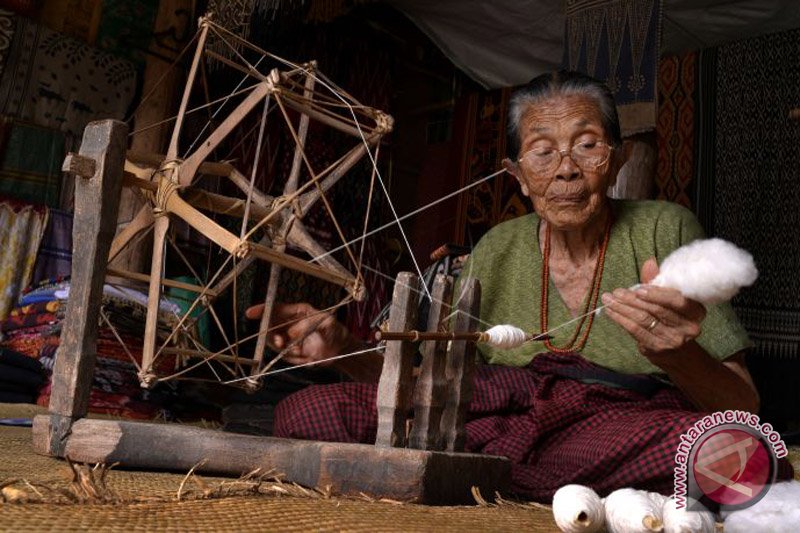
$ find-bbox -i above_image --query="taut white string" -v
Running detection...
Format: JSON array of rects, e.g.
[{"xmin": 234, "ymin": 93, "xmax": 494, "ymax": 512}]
[
  {"xmin": 527, "ymin": 304, "xmax": 607, "ymax": 346},
  {"xmin": 312, "ymin": 168, "xmax": 507, "ymax": 265},
  {"xmin": 223, "ymin": 345, "xmax": 385, "ymax": 384}
]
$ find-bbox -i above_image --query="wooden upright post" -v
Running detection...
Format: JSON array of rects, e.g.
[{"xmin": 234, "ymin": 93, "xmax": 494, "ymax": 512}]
[
  {"xmin": 440, "ymin": 276, "xmax": 480, "ymax": 452},
  {"xmin": 46, "ymin": 120, "xmax": 128, "ymax": 455},
  {"xmin": 375, "ymin": 272, "xmax": 421, "ymax": 447},
  {"xmin": 408, "ymin": 274, "xmax": 452, "ymax": 450}
]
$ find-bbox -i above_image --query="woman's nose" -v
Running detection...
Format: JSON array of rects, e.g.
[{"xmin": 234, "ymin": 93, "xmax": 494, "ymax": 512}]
[{"xmin": 555, "ymin": 153, "xmax": 580, "ymax": 181}]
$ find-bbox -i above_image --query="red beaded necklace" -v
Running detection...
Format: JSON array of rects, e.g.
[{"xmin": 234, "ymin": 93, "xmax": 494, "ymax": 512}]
[{"xmin": 540, "ymin": 214, "xmax": 613, "ymax": 354}]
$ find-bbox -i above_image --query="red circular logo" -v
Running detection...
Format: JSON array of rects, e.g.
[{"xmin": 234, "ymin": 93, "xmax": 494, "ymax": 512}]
[{"xmin": 691, "ymin": 427, "xmax": 772, "ymax": 506}]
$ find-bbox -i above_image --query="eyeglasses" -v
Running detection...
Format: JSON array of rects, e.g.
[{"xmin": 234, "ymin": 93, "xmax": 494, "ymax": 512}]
[{"xmin": 518, "ymin": 141, "xmax": 613, "ymax": 176}]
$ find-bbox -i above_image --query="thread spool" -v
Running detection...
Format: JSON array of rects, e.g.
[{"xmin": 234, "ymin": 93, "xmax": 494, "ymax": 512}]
[{"xmin": 552, "ymin": 484, "xmax": 605, "ymax": 533}]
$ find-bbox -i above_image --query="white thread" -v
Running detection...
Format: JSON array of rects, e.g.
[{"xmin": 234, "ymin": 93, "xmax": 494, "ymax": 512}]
[
  {"xmin": 604, "ymin": 488, "xmax": 664, "ymax": 533},
  {"xmin": 223, "ymin": 345, "xmax": 385, "ymax": 385},
  {"xmin": 311, "ymin": 168, "xmax": 506, "ymax": 265},
  {"xmin": 482, "ymin": 325, "xmax": 529, "ymax": 349},
  {"xmin": 662, "ymin": 497, "xmax": 714, "ymax": 533},
  {"xmin": 552, "ymin": 484, "xmax": 605, "ymax": 533}
]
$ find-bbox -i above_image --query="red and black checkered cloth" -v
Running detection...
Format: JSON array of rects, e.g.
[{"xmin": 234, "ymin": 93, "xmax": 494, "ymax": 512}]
[{"xmin": 274, "ymin": 352, "xmax": 794, "ymax": 501}]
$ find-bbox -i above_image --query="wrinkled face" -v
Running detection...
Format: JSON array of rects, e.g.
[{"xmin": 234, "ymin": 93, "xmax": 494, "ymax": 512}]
[{"xmin": 506, "ymin": 94, "xmax": 619, "ymax": 231}]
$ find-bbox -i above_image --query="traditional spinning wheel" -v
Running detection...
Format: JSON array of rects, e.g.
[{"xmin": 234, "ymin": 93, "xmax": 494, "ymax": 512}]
[
  {"xmin": 33, "ymin": 15, "xmax": 509, "ymax": 504},
  {"xmin": 88, "ymin": 16, "xmax": 393, "ymax": 391}
]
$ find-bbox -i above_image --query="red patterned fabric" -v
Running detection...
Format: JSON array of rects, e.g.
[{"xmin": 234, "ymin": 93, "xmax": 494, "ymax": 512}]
[
  {"xmin": 656, "ymin": 52, "xmax": 696, "ymax": 207},
  {"xmin": 275, "ymin": 352, "xmax": 794, "ymax": 501}
]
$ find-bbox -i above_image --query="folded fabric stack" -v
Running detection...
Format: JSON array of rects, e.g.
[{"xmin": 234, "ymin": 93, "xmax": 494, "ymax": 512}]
[
  {"xmin": 0, "ymin": 278, "xmax": 185, "ymax": 419},
  {"xmin": 0, "ymin": 347, "xmax": 47, "ymax": 403}
]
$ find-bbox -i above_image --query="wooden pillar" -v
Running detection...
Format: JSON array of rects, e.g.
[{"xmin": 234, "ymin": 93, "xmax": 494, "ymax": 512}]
[
  {"xmin": 440, "ymin": 276, "xmax": 480, "ymax": 452},
  {"xmin": 408, "ymin": 274, "xmax": 452, "ymax": 451},
  {"xmin": 375, "ymin": 272, "xmax": 421, "ymax": 448},
  {"xmin": 116, "ymin": 0, "xmax": 194, "ymax": 273},
  {"xmin": 47, "ymin": 120, "xmax": 128, "ymax": 456}
]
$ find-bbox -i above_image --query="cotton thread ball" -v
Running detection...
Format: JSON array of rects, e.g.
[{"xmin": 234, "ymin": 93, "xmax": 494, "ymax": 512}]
[
  {"xmin": 552, "ymin": 484, "xmax": 605, "ymax": 533},
  {"xmin": 483, "ymin": 324, "xmax": 528, "ymax": 349},
  {"xmin": 604, "ymin": 488, "xmax": 664, "ymax": 533},
  {"xmin": 651, "ymin": 238, "xmax": 757, "ymax": 305},
  {"xmin": 661, "ymin": 497, "xmax": 715, "ymax": 533}
]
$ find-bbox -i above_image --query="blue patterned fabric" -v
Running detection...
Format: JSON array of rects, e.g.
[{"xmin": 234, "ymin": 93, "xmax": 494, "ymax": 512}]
[{"xmin": 563, "ymin": 0, "xmax": 662, "ymax": 136}]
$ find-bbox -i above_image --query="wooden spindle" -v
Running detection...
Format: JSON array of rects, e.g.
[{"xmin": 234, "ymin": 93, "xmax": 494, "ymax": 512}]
[
  {"xmin": 375, "ymin": 330, "xmax": 550, "ymax": 343},
  {"xmin": 376, "ymin": 330, "xmax": 487, "ymax": 343}
]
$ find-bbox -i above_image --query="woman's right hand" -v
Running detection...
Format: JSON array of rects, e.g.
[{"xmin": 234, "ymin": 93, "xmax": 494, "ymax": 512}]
[{"xmin": 245, "ymin": 302, "xmax": 355, "ymax": 367}]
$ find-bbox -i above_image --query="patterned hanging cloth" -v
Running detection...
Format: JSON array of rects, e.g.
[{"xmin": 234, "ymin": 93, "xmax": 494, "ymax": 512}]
[
  {"xmin": 563, "ymin": 0, "xmax": 663, "ymax": 136},
  {"xmin": 0, "ymin": 198, "xmax": 48, "ymax": 322}
]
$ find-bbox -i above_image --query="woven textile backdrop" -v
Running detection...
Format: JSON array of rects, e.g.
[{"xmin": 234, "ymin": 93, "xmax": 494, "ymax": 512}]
[
  {"xmin": 655, "ymin": 52, "xmax": 695, "ymax": 208},
  {"xmin": 455, "ymin": 88, "xmax": 529, "ymax": 247},
  {"xmin": 563, "ymin": 0, "xmax": 662, "ymax": 136},
  {"xmin": 714, "ymin": 28, "xmax": 800, "ymax": 360}
]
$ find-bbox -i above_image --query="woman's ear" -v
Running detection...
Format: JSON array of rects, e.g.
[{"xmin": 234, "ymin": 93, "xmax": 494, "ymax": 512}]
[{"xmin": 503, "ymin": 157, "xmax": 530, "ymax": 197}]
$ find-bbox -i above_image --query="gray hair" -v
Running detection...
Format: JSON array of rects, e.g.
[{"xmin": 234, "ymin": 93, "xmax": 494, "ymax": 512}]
[{"xmin": 507, "ymin": 71, "xmax": 622, "ymax": 159}]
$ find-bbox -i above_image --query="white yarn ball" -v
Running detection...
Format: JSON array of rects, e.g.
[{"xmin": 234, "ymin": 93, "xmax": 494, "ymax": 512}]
[
  {"xmin": 661, "ymin": 497, "xmax": 715, "ymax": 533},
  {"xmin": 651, "ymin": 238, "xmax": 758, "ymax": 305},
  {"xmin": 605, "ymin": 488, "xmax": 664, "ymax": 533},
  {"xmin": 721, "ymin": 480, "xmax": 800, "ymax": 533},
  {"xmin": 483, "ymin": 324, "xmax": 528, "ymax": 349},
  {"xmin": 552, "ymin": 484, "xmax": 605, "ymax": 533}
]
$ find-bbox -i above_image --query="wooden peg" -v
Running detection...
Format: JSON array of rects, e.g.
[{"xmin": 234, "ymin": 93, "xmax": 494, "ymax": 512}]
[{"xmin": 62, "ymin": 153, "xmax": 97, "ymax": 179}]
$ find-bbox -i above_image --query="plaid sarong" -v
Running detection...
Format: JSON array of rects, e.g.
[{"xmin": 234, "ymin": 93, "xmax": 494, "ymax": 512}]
[{"xmin": 274, "ymin": 352, "xmax": 793, "ymax": 501}]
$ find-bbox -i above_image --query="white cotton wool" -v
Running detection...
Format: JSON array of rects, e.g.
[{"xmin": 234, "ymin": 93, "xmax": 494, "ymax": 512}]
[
  {"xmin": 661, "ymin": 497, "xmax": 715, "ymax": 533},
  {"xmin": 604, "ymin": 488, "xmax": 664, "ymax": 533},
  {"xmin": 651, "ymin": 238, "xmax": 758, "ymax": 305},
  {"xmin": 552, "ymin": 484, "xmax": 605, "ymax": 533},
  {"xmin": 721, "ymin": 480, "xmax": 800, "ymax": 533}
]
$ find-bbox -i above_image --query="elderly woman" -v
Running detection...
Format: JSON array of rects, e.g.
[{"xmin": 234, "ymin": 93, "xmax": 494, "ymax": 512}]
[{"xmin": 247, "ymin": 71, "xmax": 790, "ymax": 500}]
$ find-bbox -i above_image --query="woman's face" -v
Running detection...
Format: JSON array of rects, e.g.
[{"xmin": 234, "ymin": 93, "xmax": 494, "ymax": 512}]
[{"xmin": 507, "ymin": 94, "xmax": 620, "ymax": 231}]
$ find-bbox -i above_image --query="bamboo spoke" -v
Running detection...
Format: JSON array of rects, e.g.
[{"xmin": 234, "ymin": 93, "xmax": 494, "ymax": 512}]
[
  {"xmin": 273, "ymin": 96, "xmax": 361, "ymax": 279},
  {"xmin": 108, "ymin": 205, "xmax": 155, "ymax": 263},
  {"xmin": 140, "ymin": 215, "xmax": 170, "ymax": 386},
  {"xmin": 167, "ymin": 21, "xmax": 211, "ymax": 160},
  {"xmin": 178, "ymin": 82, "xmax": 272, "ymax": 187}
]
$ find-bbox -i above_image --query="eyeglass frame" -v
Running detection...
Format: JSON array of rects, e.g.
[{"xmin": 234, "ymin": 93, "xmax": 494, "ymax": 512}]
[{"xmin": 517, "ymin": 140, "xmax": 615, "ymax": 177}]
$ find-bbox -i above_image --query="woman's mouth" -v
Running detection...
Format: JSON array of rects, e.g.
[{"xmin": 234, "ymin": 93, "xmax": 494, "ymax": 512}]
[{"xmin": 549, "ymin": 193, "xmax": 586, "ymax": 204}]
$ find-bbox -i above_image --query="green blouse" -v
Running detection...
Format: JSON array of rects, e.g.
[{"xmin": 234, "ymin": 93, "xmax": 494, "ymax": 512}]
[{"xmin": 459, "ymin": 199, "xmax": 752, "ymax": 375}]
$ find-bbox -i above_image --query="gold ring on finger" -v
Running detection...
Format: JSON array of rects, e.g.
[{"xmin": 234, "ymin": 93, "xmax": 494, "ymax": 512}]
[{"xmin": 647, "ymin": 318, "xmax": 658, "ymax": 331}]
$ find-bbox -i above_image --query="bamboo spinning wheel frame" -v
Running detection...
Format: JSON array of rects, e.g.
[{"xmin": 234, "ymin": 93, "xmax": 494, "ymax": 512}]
[
  {"xmin": 103, "ymin": 16, "xmax": 394, "ymax": 391},
  {"xmin": 33, "ymin": 16, "xmax": 510, "ymax": 504}
]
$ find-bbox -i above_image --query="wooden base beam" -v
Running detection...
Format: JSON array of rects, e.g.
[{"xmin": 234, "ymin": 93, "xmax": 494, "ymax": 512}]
[{"xmin": 32, "ymin": 416, "xmax": 509, "ymax": 505}]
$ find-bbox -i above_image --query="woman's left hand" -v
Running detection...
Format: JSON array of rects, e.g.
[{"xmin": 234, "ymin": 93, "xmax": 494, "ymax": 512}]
[{"xmin": 601, "ymin": 257, "xmax": 707, "ymax": 362}]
